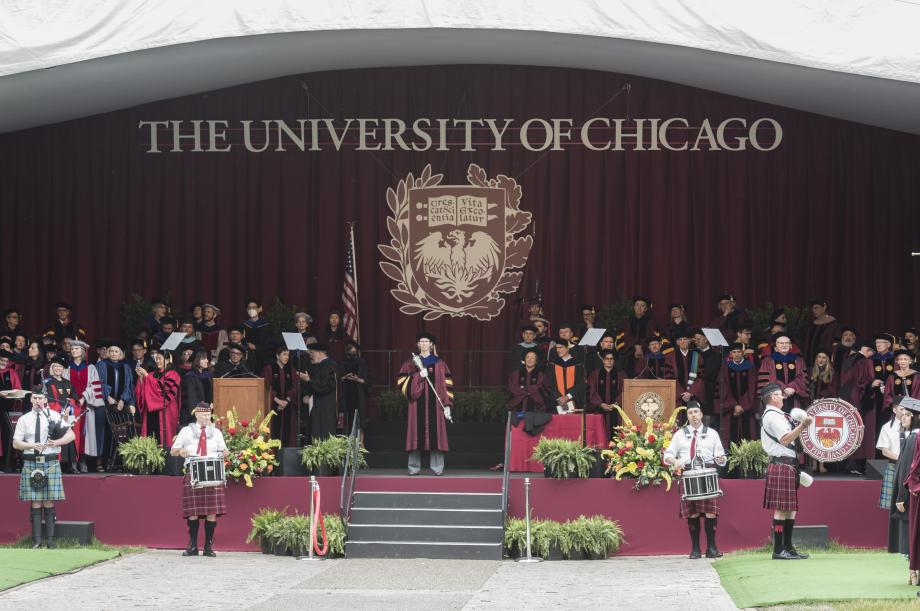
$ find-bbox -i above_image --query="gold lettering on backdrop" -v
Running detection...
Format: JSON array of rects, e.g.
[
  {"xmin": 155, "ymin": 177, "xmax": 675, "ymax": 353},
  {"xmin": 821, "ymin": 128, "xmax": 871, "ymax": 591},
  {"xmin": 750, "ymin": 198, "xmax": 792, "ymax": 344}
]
[{"xmin": 138, "ymin": 117, "xmax": 783, "ymax": 153}]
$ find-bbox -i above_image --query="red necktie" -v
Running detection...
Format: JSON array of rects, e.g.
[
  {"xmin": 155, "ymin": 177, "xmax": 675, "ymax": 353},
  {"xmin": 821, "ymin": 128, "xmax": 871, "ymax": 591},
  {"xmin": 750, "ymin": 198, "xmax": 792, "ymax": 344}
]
[
  {"xmin": 196, "ymin": 426, "xmax": 208, "ymax": 456},
  {"xmin": 690, "ymin": 430, "xmax": 698, "ymax": 460}
]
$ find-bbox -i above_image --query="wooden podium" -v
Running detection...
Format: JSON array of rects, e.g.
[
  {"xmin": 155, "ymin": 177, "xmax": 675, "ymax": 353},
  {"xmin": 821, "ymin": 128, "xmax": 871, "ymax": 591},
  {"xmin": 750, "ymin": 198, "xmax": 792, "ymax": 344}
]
[
  {"xmin": 622, "ymin": 379, "xmax": 677, "ymax": 424},
  {"xmin": 213, "ymin": 378, "xmax": 270, "ymax": 424}
]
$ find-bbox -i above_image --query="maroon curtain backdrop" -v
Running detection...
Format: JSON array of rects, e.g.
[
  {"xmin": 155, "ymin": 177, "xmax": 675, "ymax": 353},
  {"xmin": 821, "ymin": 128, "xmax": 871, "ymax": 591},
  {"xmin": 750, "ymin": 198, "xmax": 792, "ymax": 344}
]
[{"xmin": 0, "ymin": 65, "xmax": 918, "ymax": 387}]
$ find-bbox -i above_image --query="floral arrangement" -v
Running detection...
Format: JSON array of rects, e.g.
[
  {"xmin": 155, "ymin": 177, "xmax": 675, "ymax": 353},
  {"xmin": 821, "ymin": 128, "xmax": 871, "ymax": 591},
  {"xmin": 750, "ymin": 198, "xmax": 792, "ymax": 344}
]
[
  {"xmin": 218, "ymin": 408, "xmax": 282, "ymax": 487},
  {"xmin": 601, "ymin": 405, "xmax": 685, "ymax": 491}
]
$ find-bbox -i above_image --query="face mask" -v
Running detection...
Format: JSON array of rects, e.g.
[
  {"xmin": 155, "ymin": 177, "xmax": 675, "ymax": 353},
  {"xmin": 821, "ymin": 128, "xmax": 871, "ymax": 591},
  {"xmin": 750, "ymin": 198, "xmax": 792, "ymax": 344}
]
[
  {"xmin": 346, "ymin": 353, "xmax": 358, "ymax": 359},
  {"xmin": 247, "ymin": 308, "xmax": 258, "ymax": 318}
]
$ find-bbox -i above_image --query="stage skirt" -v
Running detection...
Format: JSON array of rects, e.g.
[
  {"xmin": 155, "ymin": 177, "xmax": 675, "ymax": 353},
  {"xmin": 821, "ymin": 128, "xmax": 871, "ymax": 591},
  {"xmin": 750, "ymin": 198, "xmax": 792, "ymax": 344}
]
[
  {"xmin": 763, "ymin": 462, "xmax": 798, "ymax": 512},
  {"xmin": 181, "ymin": 473, "xmax": 226, "ymax": 518},
  {"xmin": 19, "ymin": 458, "xmax": 65, "ymax": 502}
]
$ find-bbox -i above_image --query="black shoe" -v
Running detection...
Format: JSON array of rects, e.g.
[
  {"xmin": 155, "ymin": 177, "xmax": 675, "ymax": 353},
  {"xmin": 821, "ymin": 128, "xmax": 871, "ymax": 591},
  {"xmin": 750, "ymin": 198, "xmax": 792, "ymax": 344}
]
[
  {"xmin": 787, "ymin": 547, "xmax": 809, "ymax": 559},
  {"xmin": 689, "ymin": 548, "xmax": 702, "ymax": 559},
  {"xmin": 772, "ymin": 550, "xmax": 802, "ymax": 560},
  {"xmin": 202, "ymin": 548, "xmax": 216, "ymax": 557},
  {"xmin": 705, "ymin": 547, "xmax": 723, "ymax": 558},
  {"xmin": 182, "ymin": 547, "xmax": 199, "ymax": 556}
]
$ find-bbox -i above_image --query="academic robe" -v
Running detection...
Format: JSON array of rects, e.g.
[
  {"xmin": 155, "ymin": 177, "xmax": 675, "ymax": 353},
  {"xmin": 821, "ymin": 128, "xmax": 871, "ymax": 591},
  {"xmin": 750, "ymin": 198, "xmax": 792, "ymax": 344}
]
[
  {"xmin": 304, "ymin": 357, "xmax": 339, "ymax": 441},
  {"xmin": 263, "ymin": 362, "xmax": 300, "ymax": 447},
  {"xmin": 588, "ymin": 366, "xmax": 621, "ymax": 435},
  {"xmin": 890, "ymin": 430, "xmax": 915, "ymax": 554},
  {"xmin": 19, "ymin": 359, "xmax": 47, "ymax": 392},
  {"xmin": 838, "ymin": 354, "xmax": 876, "ymax": 460},
  {"xmin": 242, "ymin": 318, "xmax": 271, "ymax": 369},
  {"xmin": 508, "ymin": 367, "xmax": 551, "ymax": 415},
  {"xmin": 398, "ymin": 356, "xmax": 451, "ymax": 452},
  {"xmin": 196, "ymin": 322, "xmax": 227, "ymax": 359},
  {"xmin": 137, "ymin": 368, "xmax": 181, "ymax": 448},
  {"xmin": 0, "ymin": 364, "xmax": 22, "ymax": 463},
  {"xmin": 616, "ymin": 312, "xmax": 659, "ymax": 354},
  {"xmin": 707, "ymin": 309, "xmax": 750, "ymax": 345},
  {"xmin": 809, "ymin": 373, "xmax": 839, "ymax": 400},
  {"xmin": 340, "ymin": 356, "xmax": 370, "ymax": 436},
  {"xmin": 884, "ymin": 371, "xmax": 920, "ymax": 409},
  {"xmin": 533, "ymin": 335, "xmax": 554, "ymax": 363},
  {"xmin": 42, "ymin": 318, "xmax": 87, "ymax": 342},
  {"xmin": 546, "ymin": 357, "xmax": 586, "ymax": 410},
  {"xmin": 668, "ymin": 349, "xmax": 705, "ymax": 405},
  {"xmin": 510, "ymin": 342, "xmax": 541, "ymax": 372},
  {"xmin": 870, "ymin": 352, "xmax": 896, "ymax": 437},
  {"xmin": 96, "ymin": 358, "xmax": 135, "ymax": 461},
  {"xmin": 902, "ymin": 431, "xmax": 920, "ymax": 570},
  {"xmin": 44, "ymin": 376, "xmax": 78, "ymax": 463},
  {"xmin": 321, "ymin": 326, "xmax": 350, "ymax": 364},
  {"xmin": 757, "ymin": 352, "xmax": 808, "ymax": 411},
  {"xmin": 637, "ymin": 354, "xmax": 675, "ymax": 383},
  {"xmin": 719, "ymin": 359, "xmax": 758, "ymax": 446},
  {"xmin": 181, "ymin": 370, "xmax": 213, "ymax": 426},
  {"xmin": 64, "ymin": 360, "xmax": 104, "ymax": 457},
  {"xmin": 802, "ymin": 318, "xmax": 842, "ymax": 366}
]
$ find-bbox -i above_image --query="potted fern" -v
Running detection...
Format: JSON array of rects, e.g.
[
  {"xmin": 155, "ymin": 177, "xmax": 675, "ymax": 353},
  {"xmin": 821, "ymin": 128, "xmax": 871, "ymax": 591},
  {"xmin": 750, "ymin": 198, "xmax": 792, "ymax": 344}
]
[
  {"xmin": 585, "ymin": 515, "xmax": 624, "ymax": 559},
  {"xmin": 727, "ymin": 439, "xmax": 769, "ymax": 479},
  {"xmin": 503, "ymin": 517, "xmax": 529, "ymax": 558},
  {"xmin": 264, "ymin": 520, "xmax": 289, "ymax": 556},
  {"xmin": 324, "ymin": 514, "xmax": 347, "ymax": 558},
  {"xmin": 117, "ymin": 436, "xmax": 166, "ymax": 475},
  {"xmin": 284, "ymin": 514, "xmax": 311, "ymax": 557},
  {"xmin": 532, "ymin": 519, "xmax": 564, "ymax": 560},
  {"xmin": 300, "ymin": 435, "xmax": 368, "ymax": 476},
  {"xmin": 246, "ymin": 507, "xmax": 287, "ymax": 554},
  {"xmin": 531, "ymin": 437, "xmax": 597, "ymax": 479}
]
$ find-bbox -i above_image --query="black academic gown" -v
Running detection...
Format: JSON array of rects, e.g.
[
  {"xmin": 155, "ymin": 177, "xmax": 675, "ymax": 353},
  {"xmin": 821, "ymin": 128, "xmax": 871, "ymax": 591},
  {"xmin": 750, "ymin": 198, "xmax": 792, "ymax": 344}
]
[
  {"xmin": 893, "ymin": 430, "xmax": 917, "ymax": 554},
  {"xmin": 340, "ymin": 357, "xmax": 370, "ymax": 435},
  {"xmin": 306, "ymin": 358, "xmax": 338, "ymax": 441}
]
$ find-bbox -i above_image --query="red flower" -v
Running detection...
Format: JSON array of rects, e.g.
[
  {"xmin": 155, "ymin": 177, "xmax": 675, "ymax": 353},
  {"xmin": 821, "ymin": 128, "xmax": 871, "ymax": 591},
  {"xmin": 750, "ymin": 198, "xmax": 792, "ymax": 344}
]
[
  {"xmin": 228, "ymin": 427, "xmax": 238, "ymax": 435},
  {"xmin": 618, "ymin": 431, "xmax": 626, "ymax": 439},
  {"xmin": 617, "ymin": 448, "xmax": 626, "ymax": 456},
  {"xmin": 241, "ymin": 419, "xmax": 250, "ymax": 427},
  {"xmin": 647, "ymin": 434, "xmax": 656, "ymax": 443},
  {"xmin": 637, "ymin": 461, "xmax": 645, "ymax": 469},
  {"xmin": 250, "ymin": 432, "xmax": 258, "ymax": 439},
  {"xmin": 608, "ymin": 441, "xmax": 616, "ymax": 448}
]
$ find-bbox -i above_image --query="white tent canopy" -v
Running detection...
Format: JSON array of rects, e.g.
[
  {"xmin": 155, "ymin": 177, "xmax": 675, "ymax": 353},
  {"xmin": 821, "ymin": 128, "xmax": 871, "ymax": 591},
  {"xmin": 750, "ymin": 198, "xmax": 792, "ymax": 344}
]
[{"xmin": 1, "ymin": 0, "xmax": 919, "ymax": 134}]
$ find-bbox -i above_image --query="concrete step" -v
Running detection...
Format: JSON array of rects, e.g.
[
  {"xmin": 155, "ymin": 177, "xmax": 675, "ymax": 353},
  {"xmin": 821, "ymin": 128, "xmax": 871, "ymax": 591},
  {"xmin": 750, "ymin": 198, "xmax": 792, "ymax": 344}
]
[
  {"xmin": 349, "ymin": 507, "xmax": 503, "ymax": 526},
  {"xmin": 352, "ymin": 491, "xmax": 502, "ymax": 510},
  {"xmin": 345, "ymin": 540, "xmax": 503, "ymax": 560},
  {"xmin": 348, "ymin": 523, "xmax": 502, "ymax": 543},
  {"xmin": 365, "ymin": 451, "xmax": 502, "ymax": 470}
]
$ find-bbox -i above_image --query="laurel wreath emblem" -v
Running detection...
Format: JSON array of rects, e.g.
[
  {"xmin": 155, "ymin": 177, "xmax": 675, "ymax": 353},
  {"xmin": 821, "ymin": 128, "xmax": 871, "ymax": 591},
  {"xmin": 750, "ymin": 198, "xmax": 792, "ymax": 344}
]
[{"xmin": 377, "ymin": 164, "xmax": 533, "ymax": 321}]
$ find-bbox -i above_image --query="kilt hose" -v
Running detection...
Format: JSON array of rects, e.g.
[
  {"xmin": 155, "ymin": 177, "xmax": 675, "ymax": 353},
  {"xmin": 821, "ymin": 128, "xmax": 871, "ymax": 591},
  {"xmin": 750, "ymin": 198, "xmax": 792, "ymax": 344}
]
[
  {"xmin": 181, "ymin": 473, "xmax": 226, "ymax": 518},
  {"xmin": 763, "ymin": 462, "xmax": 798, "ymax": 512}
]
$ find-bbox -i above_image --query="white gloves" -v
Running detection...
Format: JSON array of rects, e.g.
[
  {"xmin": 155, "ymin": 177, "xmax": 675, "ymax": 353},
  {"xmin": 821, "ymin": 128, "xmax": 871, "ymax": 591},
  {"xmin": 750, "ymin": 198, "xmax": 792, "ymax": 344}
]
[
  {"xmin": 443, "ymin": 406, "xmax": 452, "ymax": 422},
  {"xmin": 419, "ymin": 367, "xmax": 429, "ymax": 379}
]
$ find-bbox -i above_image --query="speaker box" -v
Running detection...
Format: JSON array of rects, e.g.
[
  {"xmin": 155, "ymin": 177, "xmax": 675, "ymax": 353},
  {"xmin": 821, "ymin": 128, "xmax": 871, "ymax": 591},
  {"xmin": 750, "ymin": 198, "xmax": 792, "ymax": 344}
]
[
  {"xmin": 279, "ymin": 447, "xmax": 307, "ymax": 477},
  {"xmin": 165, "ymin": 454, "xmax": 185, "ymax": 476},
  {"xmin": 865, "ymin": 459, "xmax": 888, "ymax": 481}
]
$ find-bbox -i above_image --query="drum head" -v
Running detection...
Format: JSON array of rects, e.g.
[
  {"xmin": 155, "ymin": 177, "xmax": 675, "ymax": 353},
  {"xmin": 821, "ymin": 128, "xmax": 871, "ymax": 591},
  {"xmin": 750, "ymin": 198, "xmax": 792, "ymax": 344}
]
[{"xmin": 801, "ymin": 398, "xmax": 864, "ymax": 463}]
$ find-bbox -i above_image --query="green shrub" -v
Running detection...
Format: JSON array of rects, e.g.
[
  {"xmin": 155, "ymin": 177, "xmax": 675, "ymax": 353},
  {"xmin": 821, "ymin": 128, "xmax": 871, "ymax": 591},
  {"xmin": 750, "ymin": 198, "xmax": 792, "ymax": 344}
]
[
  {"xmin": 246, "ymin": 507, "xmax": 288, "ymax": 545},
  {"xmin": 531, "ymin": 437, "xmax": 596, "ymax": 478},
  {"xmin": 117, "ymin": 435, "xmax": 166, "ymax": 475},
  {"xmin": 727, "ymin": 439, "xmax": 769, "ymax": 478},
  {"xmin": 300, "ymin": 435, "xmax": 368, "ymax": 472}
]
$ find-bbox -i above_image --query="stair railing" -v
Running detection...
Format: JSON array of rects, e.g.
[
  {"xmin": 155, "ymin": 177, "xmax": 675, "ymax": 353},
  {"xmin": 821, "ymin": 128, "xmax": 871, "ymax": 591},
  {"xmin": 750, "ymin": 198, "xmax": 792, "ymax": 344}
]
[
  {"xmin": 339, "ymin": 410, "xmax": 361, "ymax": 522},
  {"xmin": 501, "ymin": 411, "xmax": 512, "ymax": 516}
]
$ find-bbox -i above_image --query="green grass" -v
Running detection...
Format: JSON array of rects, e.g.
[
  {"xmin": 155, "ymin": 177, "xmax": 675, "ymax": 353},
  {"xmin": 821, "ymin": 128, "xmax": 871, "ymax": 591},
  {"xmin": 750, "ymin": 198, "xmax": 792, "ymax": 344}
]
[
  {"xmin": 0, "ymin": 538, "xmax": 143, "ymax": 591},
  {"xmin": 714, "ymin": 552, "xmax": 917, "ymax": 608}
]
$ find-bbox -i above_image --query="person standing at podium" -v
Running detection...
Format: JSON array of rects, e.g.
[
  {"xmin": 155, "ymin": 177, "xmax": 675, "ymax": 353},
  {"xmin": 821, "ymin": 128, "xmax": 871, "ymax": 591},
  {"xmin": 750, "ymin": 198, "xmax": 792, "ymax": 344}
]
[
  {"xmin": 397, "ymin": 333, "xmax": 452, "ymax": 476},
  {"xmin": 664, "ymin": 402, "xmax": 727, "ymax": 559}
]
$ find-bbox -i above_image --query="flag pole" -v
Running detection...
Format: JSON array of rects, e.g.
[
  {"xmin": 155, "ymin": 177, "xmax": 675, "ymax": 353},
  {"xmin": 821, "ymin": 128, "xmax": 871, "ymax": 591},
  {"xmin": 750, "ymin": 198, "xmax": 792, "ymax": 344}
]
[{"xmin": 348, "ymin": 221, "xmax": 360, "ymax": 343}]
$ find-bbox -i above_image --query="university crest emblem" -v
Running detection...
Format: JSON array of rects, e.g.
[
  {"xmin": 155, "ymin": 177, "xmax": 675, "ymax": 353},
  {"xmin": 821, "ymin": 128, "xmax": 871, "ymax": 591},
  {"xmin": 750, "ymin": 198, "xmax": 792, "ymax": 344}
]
[
  {"xmin": 378, "ymin": 164, "xmax": 533, "ymax": 320},
  {"xmin": 801, "ymin": 398, "xmax": 864, "ymax": 462}
]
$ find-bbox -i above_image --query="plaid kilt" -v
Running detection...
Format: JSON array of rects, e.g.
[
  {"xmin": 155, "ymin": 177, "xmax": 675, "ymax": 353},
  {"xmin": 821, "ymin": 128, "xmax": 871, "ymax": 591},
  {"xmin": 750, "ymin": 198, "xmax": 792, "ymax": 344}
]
[
  {"xmin": 19, "ymin": 458, "xmax": 65, "ymax": 502},
  {"xmin": 181, "ymin": 473, "xmax": 226, "ymax": 518},
  {"xmin": 879, "ymin": 462, "xmax": 897, "ymax": 510},
  {"xmin": 763, "ymin": 462, "xmax": 798, "ymax": 512}
]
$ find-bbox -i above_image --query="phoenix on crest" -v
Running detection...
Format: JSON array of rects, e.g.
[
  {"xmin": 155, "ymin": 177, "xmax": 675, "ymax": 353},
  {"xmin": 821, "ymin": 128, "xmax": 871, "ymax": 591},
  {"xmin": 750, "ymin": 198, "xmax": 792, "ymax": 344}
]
[{"xmin": 414, "ymin": 229, "xmax": 501, "ymax": 302}]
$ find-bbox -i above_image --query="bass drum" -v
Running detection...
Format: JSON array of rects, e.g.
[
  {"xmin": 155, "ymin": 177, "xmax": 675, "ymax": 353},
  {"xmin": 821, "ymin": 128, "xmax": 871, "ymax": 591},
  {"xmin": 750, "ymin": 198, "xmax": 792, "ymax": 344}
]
[{"xmin": 801, "ymin": 398, "xmax": 864, "ymax": 463}]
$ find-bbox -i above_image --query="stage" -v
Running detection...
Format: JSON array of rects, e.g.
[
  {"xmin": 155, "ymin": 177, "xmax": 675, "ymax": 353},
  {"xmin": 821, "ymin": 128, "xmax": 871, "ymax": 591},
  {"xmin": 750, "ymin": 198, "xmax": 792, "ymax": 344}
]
[{"xmin": 0, "ymin": 472, "xmax": 885, "ymax": 555}]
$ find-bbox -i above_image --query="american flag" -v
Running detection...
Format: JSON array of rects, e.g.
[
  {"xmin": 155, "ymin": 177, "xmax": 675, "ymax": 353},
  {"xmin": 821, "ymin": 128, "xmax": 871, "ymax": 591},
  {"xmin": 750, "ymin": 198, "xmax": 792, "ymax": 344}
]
[{"xmin": 341, "ymin": 223, "xmax": 360, "ymax": 341}]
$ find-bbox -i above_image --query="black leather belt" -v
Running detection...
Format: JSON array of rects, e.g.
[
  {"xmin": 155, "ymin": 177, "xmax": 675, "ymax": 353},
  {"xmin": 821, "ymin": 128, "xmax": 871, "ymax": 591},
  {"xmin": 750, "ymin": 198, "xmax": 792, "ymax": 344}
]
[
  {"xmin": 769, "ymin": 456, "xmax": 798, "ymax": 466},
  {"xmin": 23, "ymin": 455, "xmax": 57, "ymax": 464}
]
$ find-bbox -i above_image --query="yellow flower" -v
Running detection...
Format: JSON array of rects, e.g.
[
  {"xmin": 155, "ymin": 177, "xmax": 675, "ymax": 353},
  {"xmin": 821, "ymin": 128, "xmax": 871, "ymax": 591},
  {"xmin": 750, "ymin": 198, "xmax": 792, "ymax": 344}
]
[{"xmin": 244, "ymin": 474, "xmax": 253, "ymax": 487}]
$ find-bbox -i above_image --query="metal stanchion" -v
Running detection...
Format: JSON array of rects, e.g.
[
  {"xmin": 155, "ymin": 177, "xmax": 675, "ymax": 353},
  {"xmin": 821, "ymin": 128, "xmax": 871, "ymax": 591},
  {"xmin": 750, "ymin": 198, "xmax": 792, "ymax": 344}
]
[
  {"xmin": 298, "ymin": 476, "xmax": 324, "ymax": 561},
  {"xmin": 516, "ymin": 477, "xmax": 542, "ymax": 563}
]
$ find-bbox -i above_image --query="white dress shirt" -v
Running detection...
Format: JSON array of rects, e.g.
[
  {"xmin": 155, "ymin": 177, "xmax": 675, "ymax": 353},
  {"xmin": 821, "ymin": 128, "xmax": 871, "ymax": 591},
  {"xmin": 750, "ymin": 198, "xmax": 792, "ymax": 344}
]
[
  {"xmin": 761, "ymin": 406, "xmax": 797, "ymax": 458},
  {"xmin": 664, "ymin": 424, "xmax": 725, "ymax": 468},
  {"xmin": 13, "ymin": 408, "xmax": 69, "ymax": 457},
  {"xmin": 876, "ymin": 419, "xmax": 902, "ymax": 456},
  {"xmin": 171, "ymin": 423, "xmax": 227, "ymax": 457}
]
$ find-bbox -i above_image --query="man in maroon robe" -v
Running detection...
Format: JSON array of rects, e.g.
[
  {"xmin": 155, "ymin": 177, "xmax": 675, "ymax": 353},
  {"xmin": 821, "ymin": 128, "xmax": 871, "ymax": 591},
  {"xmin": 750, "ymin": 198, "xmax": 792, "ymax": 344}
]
[
  {"xmin": 508, "ymin": 348, "xmax": 551, "ymax": 434},
  {"xmin": 263, "ymin": 345, "xmax": 299, "ymax": 446},
  {"xmin": 668, "ymin": 327, "xmax": 705, "ymax": 408},
  {"xmin": 719, "ymin": 343, "xmax": 758, "ymax": 445},
  {"xmin": 397, "ymin": 332, "xmax": 452, "ymax": 476},
  {"xmin": 757, "ymin": 333, "xmax": 808, "ymax": 411},
  {"xmin": 801, "ymin": 299, "xmax": 842, "ymax": 367},
  {"xmin": 838, "ymin": 341, "xmax": 876, "ymax": 474}
]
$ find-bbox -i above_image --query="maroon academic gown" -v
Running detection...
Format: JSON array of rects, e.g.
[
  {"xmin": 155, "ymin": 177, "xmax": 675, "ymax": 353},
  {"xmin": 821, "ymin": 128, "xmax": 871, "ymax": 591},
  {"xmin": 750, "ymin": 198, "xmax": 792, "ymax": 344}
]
[
  {"xmin": 904, "ymin": 433, "xmax": 920, "ymax": 570},
  {"xmin": 137, "ymin": 369, "xmax": 181, "ymax": 448},
  {"xmin": 839, "ymin": 355, "xmax": 875, "ymax": 460},
  {"xmin": 398, "ymin": 358, "xmax": 451, "ymax": 452},
  {"xmin": 263, "ymin": 362, "xmax": 300, "ymax": 447},
  {"xmin": 588, "ymin": 367, "xmax": 621, "ymax": 434},
  {"xmin": 884, "ymin": 371, "xmax": 920, "ymax": 409},
  {"xmin": 616, "ymin": 312, "xmax": 659, "ymax": 354},
  {"xmin": 757, "ymin": 353, "xmax": 808, "ymax": 411},
  {"xmin": 668, "ymin": 350, "xmax": 705, "ymax": 403},
  {"xmin": 802, "ymin": 319, "xmax": 841, "ymax": 366},
  {"xmin": 719, "ymin": 360, "xmax": 758, "ymax": 446},
  {"xmin": 508, "ymin": 368, "xmax": 551, "ymax": 414}
]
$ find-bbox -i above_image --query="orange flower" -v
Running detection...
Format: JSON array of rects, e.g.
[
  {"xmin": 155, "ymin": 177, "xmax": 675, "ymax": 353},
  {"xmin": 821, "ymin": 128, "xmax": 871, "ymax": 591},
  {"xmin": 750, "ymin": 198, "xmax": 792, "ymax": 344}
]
[
  {"xmin": 267, "ymin": 464, "xmax": 274, "ymax": 473},
  {"xmin": 240, "ymin": 463, "xmax": 248, "ymax": 471}
]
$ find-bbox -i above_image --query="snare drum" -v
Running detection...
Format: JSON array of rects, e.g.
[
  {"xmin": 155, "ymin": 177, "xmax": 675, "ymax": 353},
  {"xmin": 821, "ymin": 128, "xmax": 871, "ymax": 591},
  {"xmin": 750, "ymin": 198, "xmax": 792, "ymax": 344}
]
[
  {"xmin": 187, "ymin": 456, "xmax": 226, "ymax": 488},
  {"xmin": 681, "ymin": 467, "xmax": 724, "ymax": 501}
]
